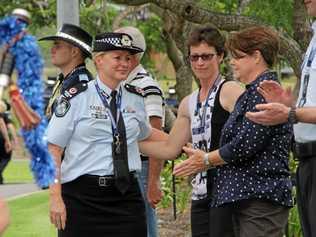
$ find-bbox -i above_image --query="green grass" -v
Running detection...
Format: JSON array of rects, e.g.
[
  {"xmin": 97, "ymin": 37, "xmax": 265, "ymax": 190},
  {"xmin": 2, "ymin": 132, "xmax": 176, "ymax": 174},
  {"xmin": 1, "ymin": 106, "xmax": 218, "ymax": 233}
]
[
  {"xmin": 5, "ymin": 191, "xmax": 56, "ymax": 237},
  {"xmin": 3, "ymin": 160, "xmax": 33, "ymax": 184}
]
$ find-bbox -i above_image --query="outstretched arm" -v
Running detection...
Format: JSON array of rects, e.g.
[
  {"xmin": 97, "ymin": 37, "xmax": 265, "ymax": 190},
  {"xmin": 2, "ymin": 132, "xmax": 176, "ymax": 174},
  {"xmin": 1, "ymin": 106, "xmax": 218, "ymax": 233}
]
[
  {"xmin": 247, "ymin": 103, "xmax": 316, "ymax": 125},
  {"xmin": 139, "ymin": 96, "xmax": 191, "ymax": 160},
  {"xmin": 173, "ymin": 147, "xmax": 226, "ymax": 177}
]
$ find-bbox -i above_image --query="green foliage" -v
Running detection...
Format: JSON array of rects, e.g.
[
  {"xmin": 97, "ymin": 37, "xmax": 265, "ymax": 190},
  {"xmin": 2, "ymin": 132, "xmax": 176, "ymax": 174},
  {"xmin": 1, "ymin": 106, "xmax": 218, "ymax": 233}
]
[
  {"xmin": 246, "ymin": 0, "xmax": 294, "ymax": 34},
  {"xmin": 159, "ymin": 155, "xmax": 192, "ymax": 213},
  {"xmin": 199, "ymin": 0, "xmax": 239, "ymax": 14},
  {"xmin": 288, "ymin": 204, "xmax": 303, "ymax": 237},
  {"xmin": 197, "ymin": 0, "xmax": 294, "ymax": 35},
  {"xmin": 80, "ymin": 3, "xmax": 120, "ymax": 35}
]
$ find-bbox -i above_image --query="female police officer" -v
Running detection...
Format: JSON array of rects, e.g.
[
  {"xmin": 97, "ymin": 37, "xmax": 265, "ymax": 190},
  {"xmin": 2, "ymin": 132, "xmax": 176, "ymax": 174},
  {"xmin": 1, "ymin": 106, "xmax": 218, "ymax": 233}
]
[{"xmin": 46, "ymin": 32, "xmax": 159, "ymax": 237}]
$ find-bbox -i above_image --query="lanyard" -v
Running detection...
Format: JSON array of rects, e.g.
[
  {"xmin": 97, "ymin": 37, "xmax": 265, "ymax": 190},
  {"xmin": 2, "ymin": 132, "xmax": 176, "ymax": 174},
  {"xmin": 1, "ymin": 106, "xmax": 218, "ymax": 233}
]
[
  {"xmin": 196, "ymin": 74, "xmax": 221, "ymax": 130},
  {"xmin": 95, "ymin": 81, "xmax": 122, "ymax": 137}
]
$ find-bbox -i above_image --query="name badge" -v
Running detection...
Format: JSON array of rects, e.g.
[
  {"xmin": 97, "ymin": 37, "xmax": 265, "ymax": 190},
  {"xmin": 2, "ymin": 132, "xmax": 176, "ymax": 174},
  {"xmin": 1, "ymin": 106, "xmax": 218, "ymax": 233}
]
[{"xmin": 91, "ymin": 113, "xmax": 108, "ymax": 119}]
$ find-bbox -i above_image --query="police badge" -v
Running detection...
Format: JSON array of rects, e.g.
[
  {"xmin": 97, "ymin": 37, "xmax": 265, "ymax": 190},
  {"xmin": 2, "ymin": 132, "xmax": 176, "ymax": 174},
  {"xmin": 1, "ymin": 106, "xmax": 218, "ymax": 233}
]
[
  {"xmin": 121, "ymin": 35, "xmax": 132, "ymax": 47},
  {"xmin": 55, "ymin": 97, "xmax": 70, "ymax": 117}
]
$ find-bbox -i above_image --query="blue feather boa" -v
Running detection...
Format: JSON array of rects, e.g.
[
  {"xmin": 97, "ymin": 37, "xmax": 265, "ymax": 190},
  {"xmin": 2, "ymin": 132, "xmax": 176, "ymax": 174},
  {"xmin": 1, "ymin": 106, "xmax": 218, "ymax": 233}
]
[{"xmin": 0, "ymin": 16, "xmax": 55, "ymax": 187}]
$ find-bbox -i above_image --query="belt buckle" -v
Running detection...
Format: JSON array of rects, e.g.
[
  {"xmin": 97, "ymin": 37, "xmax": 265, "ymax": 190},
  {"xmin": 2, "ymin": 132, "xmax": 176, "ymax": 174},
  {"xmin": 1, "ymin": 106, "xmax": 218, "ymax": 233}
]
[{"xmin": 98, "ymin": 177, "xmax": 110, "ymax": 187}]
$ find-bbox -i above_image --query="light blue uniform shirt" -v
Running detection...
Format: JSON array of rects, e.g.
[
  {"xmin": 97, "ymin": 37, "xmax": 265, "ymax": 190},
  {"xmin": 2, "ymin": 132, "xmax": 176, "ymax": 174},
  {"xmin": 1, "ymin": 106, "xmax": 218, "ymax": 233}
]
[{"xmin": 47, "ymin": 76, "xmax": 152, "ymax": 184}]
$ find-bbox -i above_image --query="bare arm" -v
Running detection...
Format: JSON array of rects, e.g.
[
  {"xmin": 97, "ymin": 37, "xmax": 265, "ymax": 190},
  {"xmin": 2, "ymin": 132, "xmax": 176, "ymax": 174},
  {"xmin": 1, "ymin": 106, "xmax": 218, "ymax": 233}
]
[
  {"xmin": 296, "ymin": 107, "xmax": 316, "ymax": 123},
  {"xmin": 48, "ymin": 143, "xmax": 66, "ymax": 230},
  {"xmin": 139, "ymin": 96, "xmax": 191, "ymax": 160},
  {"xmin": 220, "ymin": 81, "xmax": 244, "ymax": 113},
  {"xmin": 246, "ymin": 103, "xmax": 316, "ymax": 126},
  {"xmin": 147, "ymin": 116, "xmax": 164, "ymax": 208}
]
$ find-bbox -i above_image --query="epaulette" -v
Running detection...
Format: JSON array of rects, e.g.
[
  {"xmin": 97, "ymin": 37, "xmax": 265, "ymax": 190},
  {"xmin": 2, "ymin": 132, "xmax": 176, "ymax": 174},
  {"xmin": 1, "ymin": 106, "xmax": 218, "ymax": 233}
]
[
  {"xmin": 54, "ymin": 82, "xmax": 88, "ymax": 117},
  {"xmin": 142, "ymin": 85, "xmax": 164, "ymax": 99},
  {"xmin": 62, "ymin": 82, "xmax": 88, "ymax": 101},
  {"xmin": 131, "ymin": 72, "xmax": 150, "ymax": 82},
  {"xmin": 124, "ymin": 84, "xmax": 145, "ymax": 97}
]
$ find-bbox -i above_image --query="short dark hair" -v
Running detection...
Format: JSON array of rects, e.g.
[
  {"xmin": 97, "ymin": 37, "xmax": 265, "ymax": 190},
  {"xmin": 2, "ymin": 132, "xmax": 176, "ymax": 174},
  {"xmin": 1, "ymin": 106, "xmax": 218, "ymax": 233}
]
[
  {"xmin": 226, "ymin": 26, "xmax": 279, "ymax": 67},
  {"xmin": 187, "ymin": 25, "xmax": 226, "ymax": 57}
]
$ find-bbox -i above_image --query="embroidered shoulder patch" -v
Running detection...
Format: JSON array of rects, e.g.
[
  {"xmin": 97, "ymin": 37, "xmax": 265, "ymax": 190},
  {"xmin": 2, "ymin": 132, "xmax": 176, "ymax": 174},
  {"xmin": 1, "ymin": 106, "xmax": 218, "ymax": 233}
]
[{"xmin": 55, "ymin": 97, "xmax": 71, "ymax": 117}]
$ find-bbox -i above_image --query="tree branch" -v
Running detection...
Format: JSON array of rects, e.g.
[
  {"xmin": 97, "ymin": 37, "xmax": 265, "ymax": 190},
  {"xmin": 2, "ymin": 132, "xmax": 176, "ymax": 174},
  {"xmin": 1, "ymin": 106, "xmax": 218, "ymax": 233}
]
[{"xmin": 111, "ymin": 0, "xmax": 303, "ymax": 79}]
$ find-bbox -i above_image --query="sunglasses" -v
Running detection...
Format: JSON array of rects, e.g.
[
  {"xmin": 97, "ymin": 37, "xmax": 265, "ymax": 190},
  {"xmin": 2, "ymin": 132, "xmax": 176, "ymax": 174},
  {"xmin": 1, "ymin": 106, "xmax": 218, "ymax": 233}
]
[{"xmin": 188, "ymin": 53, "xmax": 216, "ymax": 62}]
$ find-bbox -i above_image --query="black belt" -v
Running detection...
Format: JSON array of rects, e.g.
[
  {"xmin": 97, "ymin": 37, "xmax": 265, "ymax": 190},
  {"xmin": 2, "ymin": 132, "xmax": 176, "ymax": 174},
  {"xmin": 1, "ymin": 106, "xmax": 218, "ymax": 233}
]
[
  {"xmin": 78, "ymin": 172, "xmax": 136, "ymax": 187},
  {"xmin": 295, "ymin": 141, "xmax": 316, "ymax": 160},
  {"xmin": 140, "ymin": 155, "xmax": 148, "ymax": 161}
]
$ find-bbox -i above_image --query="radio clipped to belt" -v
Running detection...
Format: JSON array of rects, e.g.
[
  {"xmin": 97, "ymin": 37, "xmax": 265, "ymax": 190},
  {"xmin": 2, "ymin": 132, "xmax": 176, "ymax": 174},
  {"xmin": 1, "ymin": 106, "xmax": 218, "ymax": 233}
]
[{"xmin": 0, "ymin": 31, "xmax": 40, "ymax": 130}]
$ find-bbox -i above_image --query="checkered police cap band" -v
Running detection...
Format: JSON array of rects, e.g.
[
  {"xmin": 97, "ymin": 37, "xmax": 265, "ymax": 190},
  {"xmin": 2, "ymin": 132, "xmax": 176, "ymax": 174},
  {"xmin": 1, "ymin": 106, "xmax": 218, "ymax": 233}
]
[{"xmin": 92, "ymin": 32, "xmax": 143, "ymax": 54}]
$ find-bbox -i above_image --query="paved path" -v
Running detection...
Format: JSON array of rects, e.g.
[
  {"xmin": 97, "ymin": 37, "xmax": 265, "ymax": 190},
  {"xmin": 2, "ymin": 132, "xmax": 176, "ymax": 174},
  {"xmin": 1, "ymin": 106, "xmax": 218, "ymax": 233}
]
[{"xmin": 0, "ymin": 183, "xmax": 40, "ymax": 200}]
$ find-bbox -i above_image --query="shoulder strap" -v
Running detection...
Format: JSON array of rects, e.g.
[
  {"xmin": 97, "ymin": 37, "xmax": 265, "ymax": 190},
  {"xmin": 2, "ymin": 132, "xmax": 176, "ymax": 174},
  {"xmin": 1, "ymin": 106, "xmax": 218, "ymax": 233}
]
[
  {"xmin": 131, "ymin": 72, "xmax": 150, "ymax": 82},
  {"xmin": 62, "ymin": 82, "xmax": 88, "ymax": 101},
  {"xmin": 124, "ymin": 83, "xmax": 145, "ymax": 97}
]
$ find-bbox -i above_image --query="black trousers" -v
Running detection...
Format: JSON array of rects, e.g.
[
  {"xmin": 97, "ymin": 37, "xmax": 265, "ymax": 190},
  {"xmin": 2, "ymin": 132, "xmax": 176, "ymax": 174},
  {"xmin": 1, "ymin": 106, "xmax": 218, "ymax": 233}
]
[
  {"xmin": 58, "ymin": 174, "xmax": 146, "ymax": 237},
  {"xmin": 0, "ymin": 138, "xmax": 12, "ymax": 184},
  {"xmin": 296, "ymin": 157, "xmax": 316, "ymax": 237},
  {"xmin": 191, "ymin": 198, "xmax": 235, "ymax": 237}
]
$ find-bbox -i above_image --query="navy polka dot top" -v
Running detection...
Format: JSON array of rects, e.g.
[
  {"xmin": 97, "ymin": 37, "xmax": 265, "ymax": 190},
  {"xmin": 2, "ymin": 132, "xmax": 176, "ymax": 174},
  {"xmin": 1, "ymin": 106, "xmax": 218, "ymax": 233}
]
[{"xmin": 214, "ymin": 71, "xmax": 293, "ymax": 207}]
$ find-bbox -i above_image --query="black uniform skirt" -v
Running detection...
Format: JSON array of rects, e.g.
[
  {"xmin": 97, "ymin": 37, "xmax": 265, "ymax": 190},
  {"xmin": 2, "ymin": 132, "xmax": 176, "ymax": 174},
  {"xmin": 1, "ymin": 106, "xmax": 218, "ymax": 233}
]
[{"xmin": 58, "ymin": 173, "xmax": 146, "ymax": 237}]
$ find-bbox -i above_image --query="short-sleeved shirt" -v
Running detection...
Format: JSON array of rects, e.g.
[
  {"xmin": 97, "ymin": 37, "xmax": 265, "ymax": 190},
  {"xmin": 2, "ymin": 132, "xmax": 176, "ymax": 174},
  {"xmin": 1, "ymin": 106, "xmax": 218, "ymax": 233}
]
[
  {"xmin": 215, "ymin": 71, "xmax": 293, "ymax": 207},
  {"xmin": 124, "ymin": 64, "xmax": 164, "ymax": 123},
  {"xmin": 294, "ymin": 21, "xmax": 316, "ymax": 143},
  {"xmin": 46, "ymin": 63, "xmax": 93, "ymax": 119},
  {"xmin": 46, "ymin": 76, "xmax": 152, "ymax": 184}
]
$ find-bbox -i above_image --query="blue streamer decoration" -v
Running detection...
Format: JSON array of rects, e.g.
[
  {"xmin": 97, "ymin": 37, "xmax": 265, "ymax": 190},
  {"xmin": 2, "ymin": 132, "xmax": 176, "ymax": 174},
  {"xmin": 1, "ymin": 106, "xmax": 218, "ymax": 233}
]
[{"xmin": 0, "ymin": 16, "xmax": 55, "ymax": 187}]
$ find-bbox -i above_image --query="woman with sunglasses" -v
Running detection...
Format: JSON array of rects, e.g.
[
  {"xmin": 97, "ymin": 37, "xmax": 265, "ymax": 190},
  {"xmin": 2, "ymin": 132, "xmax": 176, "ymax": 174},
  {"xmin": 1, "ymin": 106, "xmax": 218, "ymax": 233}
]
[
  {"xmin": 172, "ymin": 26, "xmax": 293, "ymax": 237},
  {"xmin": 140, "ymin": 25, "xmax": 243, "ymax": 237}
]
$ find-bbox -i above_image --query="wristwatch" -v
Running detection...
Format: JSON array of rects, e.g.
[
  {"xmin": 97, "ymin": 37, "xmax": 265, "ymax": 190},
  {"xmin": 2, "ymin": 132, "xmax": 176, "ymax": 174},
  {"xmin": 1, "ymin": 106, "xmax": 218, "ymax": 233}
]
[
  {"xmin": 203, "ymin": 153, "xmax": 214, "ymax": 168},
  {"xmin": 288, "ymin": 107, "xmax": 298, "ymax": 124},
  {"xmin": 203, "ymin": 153, "xmax": 209, "ymax": 166}
]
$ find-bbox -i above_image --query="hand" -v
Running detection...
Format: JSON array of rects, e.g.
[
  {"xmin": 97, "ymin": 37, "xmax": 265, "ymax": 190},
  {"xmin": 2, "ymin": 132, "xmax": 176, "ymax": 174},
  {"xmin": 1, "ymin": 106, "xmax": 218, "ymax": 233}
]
[
  {"xmin": 246, "ymin": 103, "xmax": 290, "ymax": 126},
  {"xmin": 173, "ymin": 146, "xmax": 206, "ymax": 177},
  {"xmin": 257, "ymin": 80, "xmax": 294, "ymax": 106},
  {"xmin": 147, "ymin": 180, "xmax": 163, "ymax": 208},
  {"xmin": 4, "ymin": 140, "xmax": 12, "ymax": 153},
  {"xmin": 49, "ymin": 194, "xmax": 67, "ymax": 230}
]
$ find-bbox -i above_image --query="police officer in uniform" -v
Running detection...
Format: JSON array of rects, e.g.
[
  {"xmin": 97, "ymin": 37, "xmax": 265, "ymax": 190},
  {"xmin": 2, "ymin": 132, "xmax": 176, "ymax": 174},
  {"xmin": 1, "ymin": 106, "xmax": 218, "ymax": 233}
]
[
  {"xmin": 115, "ymin": 26, "xmax": 164, "ymax": 237},
  {"xmin": 47, "ymin": 32, "xmax": 166, "ymax": 237},
  {"xmin": 39, "ymin": 24, "xmax": 93, "ymax": 119}
]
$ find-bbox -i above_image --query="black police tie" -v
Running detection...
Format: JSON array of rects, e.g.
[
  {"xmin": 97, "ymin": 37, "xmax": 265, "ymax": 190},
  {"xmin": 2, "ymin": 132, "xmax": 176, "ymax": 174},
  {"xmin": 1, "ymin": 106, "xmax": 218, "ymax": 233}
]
[{"xmin": 110, "ymin": 90, "xmax": 130, "ymax": 194}]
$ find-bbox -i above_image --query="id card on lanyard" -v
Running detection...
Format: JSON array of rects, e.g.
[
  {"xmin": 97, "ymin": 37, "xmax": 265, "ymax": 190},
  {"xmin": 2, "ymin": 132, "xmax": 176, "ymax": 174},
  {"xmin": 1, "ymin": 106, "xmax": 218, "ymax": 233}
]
[{"xmin": 95, "ymin": 81, "xmax": 123, "ymax": 154}]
